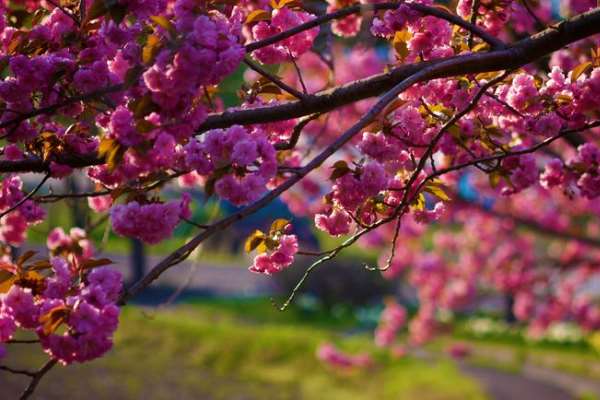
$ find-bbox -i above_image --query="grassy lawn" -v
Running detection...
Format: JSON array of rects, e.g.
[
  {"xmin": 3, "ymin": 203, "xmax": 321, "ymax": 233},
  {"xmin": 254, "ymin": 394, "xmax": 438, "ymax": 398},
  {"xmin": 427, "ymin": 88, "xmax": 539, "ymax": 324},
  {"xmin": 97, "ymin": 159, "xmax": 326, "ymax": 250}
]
[
  {"xmin": 429, "ymin": 335, "xmax": 600, "ymax": 380},
  {"xmin": 4, "ymin": 300, "xmax": 487, "ymax": 400}
]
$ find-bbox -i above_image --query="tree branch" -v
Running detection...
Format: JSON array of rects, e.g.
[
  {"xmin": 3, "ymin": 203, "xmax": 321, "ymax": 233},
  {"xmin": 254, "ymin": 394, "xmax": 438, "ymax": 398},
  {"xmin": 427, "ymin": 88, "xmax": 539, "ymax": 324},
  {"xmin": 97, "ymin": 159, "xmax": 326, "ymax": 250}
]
[
  {"xmin": 0, "ymin": 174, "xmax": 50, "ymax": 220},
  {"xmin": 2, "ymin": 8, "xmax": 600, "ymax": 174},
  {"xmin": 243, "ymin": 58, "xmax": 307, "ymax": 100},
  {"xmin": 200, "ymin": 8, "xmax": 600, "ymax": 132},
  {"xmin": 119, "ymin": 57, "xmax": 452, "ymax": 303},
  {"xmin": 19, "ymin": 358, "xmax": 58, "ymax": 400},
  {"xmin": 245, "ymin": 2, "xmax": 505, "ymax": 53},
  {"xmin": 0, "ymin": 365, "xmax": 35, "ymax": 377}
]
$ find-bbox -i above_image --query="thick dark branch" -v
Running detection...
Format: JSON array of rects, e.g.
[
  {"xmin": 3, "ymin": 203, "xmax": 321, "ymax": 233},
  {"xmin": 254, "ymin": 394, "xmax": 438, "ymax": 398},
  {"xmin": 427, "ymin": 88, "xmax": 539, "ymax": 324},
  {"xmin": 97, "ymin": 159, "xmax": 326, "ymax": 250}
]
[
  {"xmin": 245, "ymin": 2, "xmax": 504, "ymax": 53},
  {"xmin": 119, "ymin": 58, "xmax": 450, "ymax": 303},
  {"xmin": 201, "ymin": 7, "xmax": 600, "ymax": 132},
  {"xmin": 2, "ymin": 9, "xmax": 600, "ymax": 175},
  {"xmin": 0, "ymin": 153, "xmax": 105, "ymax": 173},
  {"xmin": 0, "ymin": 84, "xmax": 124, "ymax": 131},
  {"xmin": 6, "ymin": 339, "xmax": 40, "ymax": 344}
]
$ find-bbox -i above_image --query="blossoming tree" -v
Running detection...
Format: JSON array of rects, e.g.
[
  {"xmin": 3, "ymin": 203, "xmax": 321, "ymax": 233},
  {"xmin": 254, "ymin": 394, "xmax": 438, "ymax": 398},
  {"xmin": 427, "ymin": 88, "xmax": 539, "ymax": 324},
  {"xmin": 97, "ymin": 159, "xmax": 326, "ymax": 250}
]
[{"xmin": 1, "ymin": 0, "xmax": 600, "ymax": 396}]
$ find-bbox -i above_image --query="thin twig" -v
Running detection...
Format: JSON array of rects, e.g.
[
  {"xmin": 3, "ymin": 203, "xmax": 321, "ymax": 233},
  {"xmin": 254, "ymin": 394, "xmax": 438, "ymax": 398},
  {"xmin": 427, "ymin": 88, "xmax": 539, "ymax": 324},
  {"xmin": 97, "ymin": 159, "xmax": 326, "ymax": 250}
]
[
  {"xmin": 288, "ymin": 52, "xmax": 308, "ymax": 94},
  {"xmin": 521, "ymin": 0, "xmax": 547, "ymax": 31},
  {"xmin": 468, "ymin": 0, "xmax": 481, "ymax": 48},
  {"xmin": 245, "ymin": 2, "xmax": 505, "ymax": 52},
  {"xmin": 0, "ymin": 365, "xmax": 36, "ymax": 377},
  {"xmin": 19, "ymin": 358, "xmax": 58, "ymax": 400},
  {"xmin": 244, "ymin": 58, "xmax": 307, "ymax": 100},
  {"xmin": 0, "ymin": 174, "xmax": 50, "ymax": 220},
  {"xmin": 275, "ymin": 113, "xmax": 322, "ymax": 151},
  {"xmin": 6, "ymin": 339, "xmax": 40, "ymax": 344}
]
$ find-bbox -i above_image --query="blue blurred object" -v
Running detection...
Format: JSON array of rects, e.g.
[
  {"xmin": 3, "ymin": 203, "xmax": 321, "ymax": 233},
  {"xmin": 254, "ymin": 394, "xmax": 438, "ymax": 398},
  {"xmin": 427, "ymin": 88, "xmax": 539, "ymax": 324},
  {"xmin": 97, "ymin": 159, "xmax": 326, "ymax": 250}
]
[
  {"xmin": 458, "ymin": 172, "xmax": 478, "ymax": 202},
  {"xmin": 458, "ymin": 172, "xmax": 495, "ymax": 210},
  {"xmin": 221, "ymin": 198, "xmax": 319, "ymax": 249}
]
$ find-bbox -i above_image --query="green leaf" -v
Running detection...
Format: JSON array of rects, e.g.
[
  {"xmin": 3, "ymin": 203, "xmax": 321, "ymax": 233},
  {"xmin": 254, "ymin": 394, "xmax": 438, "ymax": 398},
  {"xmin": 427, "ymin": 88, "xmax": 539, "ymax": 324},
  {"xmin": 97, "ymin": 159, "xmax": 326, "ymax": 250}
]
[
  {"xmin": 130, "ymin": 93, "xmax": 158, "ymax": 118},
  {"xmin": 269, "ymin": 218, "xmax": 289, "ymax": 235},
  {"xmin": 108, "ymin": 3, "xmax": 127, "ymax": 24},
  {"xmin": 329, "ymin": 160, "xmax": 351, "ymax": 181},
  {"xmin": 142, "ymin": 34, "xmax": 162, "ymax": 65},
  {"xmin": 412, "ymin": 193, "xmax": 426, "ymax": 211},
  {"xmin": 80, "ymin": 258, "xmax": 113, "ymax": 270},
  {"xmin": 39, "ymin": 305, "xmax": 69, "ymax": 336},
  {"xmin": 85, "ymin": 0, "xmax": 109, "ymax": 21},
  {"xmin": 0, "ymin": 270, "xmax": 15, "ymax": 294},
  {"xmin": 488, "ymin": 170, "xmax": 501, "ymax": 188},
  {"xmin": 244, "ymin": 230, "xmax": 267, "ymax": 253},
  {"xmin": 392, "ymin": 30, "xmax": 411, "ymax": 61},
  {"xmin": 98, "ymin": 137, "xmax": 126, "ymax": 172},
  {"xmin": 150, "ymin": 15, "xmax": 175, "ymax": 34},
  {"xmin": 27, "ymin": 260, "xmax": 52, "ymax": 271},
  {"xmin": 124, "ymin": 65, "xmax": 144, "ymax": 88},
  {"xmin": 571, "ymin": 61, "xmax": 593, "ymax": 81},
  {"xmin": 245, "ymin": 9, "xmax": 271, "ymax": 24},
  {"xmin": 424, "ymin": 184, "xmax": 451, "ymax": 201},
  {"xmin": 16, "ymin": 250, "xmax": 37, "ymax": 266},
  {"xmin": 264, "ymin": 237, "xmax": 280, "ymax": 251}
]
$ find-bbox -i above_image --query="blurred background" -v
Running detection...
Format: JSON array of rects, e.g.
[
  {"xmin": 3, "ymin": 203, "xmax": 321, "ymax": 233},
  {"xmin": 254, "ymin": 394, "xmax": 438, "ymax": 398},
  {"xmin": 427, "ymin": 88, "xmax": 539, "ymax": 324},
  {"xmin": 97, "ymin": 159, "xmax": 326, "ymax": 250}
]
[
  {"xmin": 4, "ymin": 168, "xmax": 600, "ymax": 400},
  {"xmin": 5, "ymin": 9, "xmax": 600, "ymax": 396}
]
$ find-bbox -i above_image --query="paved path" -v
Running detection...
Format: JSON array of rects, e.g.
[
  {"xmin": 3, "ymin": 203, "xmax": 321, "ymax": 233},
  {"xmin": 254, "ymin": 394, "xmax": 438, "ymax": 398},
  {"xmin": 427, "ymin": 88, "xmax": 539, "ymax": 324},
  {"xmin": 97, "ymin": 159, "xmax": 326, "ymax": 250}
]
[
  {"xmin": 22, "ymin": 246, "xmax": 277, "ymax": 299},
  {"xmin": 109, "ymin": 252, "xmax": 277, "ymax": 297},
  {"xmin": 461, "ymin": 364, "xmax": 574, "ymax": 400}
]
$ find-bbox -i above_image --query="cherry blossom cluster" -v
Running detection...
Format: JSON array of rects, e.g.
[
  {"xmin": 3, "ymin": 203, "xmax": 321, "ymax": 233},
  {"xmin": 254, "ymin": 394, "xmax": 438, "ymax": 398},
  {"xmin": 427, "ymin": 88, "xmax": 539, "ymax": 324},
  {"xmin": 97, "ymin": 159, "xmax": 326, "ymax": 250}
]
[
  {"xmin": 246, "ymin": 221, "xmax": 298, "ymax": 275},
  {"xmin": 374, "ymin": 299, "xmax": 407, "ymax": 347},
  {"xmin": 372, "ymin": 1, "xmax": 454, "ymax": 61},
  {"xmin": 0, "ymin": 256, "xmax": 122, "ymax": 364},
  {"xmin": 249, "ymin": 233, "xmax": 298, "ymax": 275},
  {"xmin": 184, "ymin": 125, "xmax": 278, "ymax": 206},
  {"xmin": 47, "ymin": 227, "xmax": 95, "ymax": 263},
  {"xmin": 110, "ymin": 194, "xmax": 190, "ymax": 244},
  {"xmin": 316, "ymin": 342, "xmax": 372, "ymax": 369},
  {"xmin": 314, "ymin": 161, "xmax": 389, "ymax": 236},
  {"xmin": 0, "ymin": 175, "xmax": 45, "ymax": 245},
  {"xmin": 248, "ymin": 7, "xmax": 319, "ymax": 64}
]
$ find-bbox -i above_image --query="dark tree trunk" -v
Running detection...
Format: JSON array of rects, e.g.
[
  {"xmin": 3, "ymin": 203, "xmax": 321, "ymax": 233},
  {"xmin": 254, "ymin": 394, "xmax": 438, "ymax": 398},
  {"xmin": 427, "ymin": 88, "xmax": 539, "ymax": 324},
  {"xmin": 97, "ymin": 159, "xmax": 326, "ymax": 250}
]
[
  {"xmin": 504, "ymin": 293, "xmax": 516, "ymax": 324},
  {"xmin": 67, "ymin": 176, "xmax": 86, "ymax": 227},
  {"xmin": 130, "ymin": 239, "xmax": 146, "ymax": 284}
]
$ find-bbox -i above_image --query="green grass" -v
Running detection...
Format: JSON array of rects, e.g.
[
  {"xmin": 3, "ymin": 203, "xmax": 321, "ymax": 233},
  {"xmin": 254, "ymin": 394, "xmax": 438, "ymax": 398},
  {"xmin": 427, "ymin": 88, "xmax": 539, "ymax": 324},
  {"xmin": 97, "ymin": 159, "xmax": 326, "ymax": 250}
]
[
  {"xmin": 4, "ymin": 301, "xmax": 487, "ymax": 400},
  {"xmin": 27, "ymin": 198, "xmax": 250, "ymax": 265},
  {"xmin": 428, "ymin": 335, "xmax": 600, "ymax": 381}
]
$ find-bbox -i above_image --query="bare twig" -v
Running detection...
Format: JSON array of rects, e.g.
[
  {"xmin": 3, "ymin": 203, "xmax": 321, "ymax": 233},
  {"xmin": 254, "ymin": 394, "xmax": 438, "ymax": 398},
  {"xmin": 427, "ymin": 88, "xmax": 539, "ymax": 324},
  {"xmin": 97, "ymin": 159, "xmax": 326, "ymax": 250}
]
[
  {"xmin": 521, "ymin": 0, "xmax": 547, "ymax": 31},
  {"xmin": 245, "ymin": 2, "xmax": 505, "ymax": 53},
  {"xmin": 275, "ymin": 113, "xmax": 322, "ymax": 151},
  {"xmin": 120, "ymin": 56, "xmax": 451, "ymax": 304},
  {"xmin": 243, "ymin": 58, "xmax": 307, "ymax": 100},
  {"xmin": 19, "ymin": 358, "xmax": 58, "ymax": 400},
  {"xmin": 0, "ymin": 174, "xmax": 50, "ymax": 220},
  {"xmin": 0, "ymin": 365, "xmax": 36, "ymax": 377}
]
